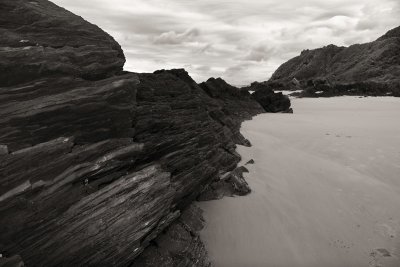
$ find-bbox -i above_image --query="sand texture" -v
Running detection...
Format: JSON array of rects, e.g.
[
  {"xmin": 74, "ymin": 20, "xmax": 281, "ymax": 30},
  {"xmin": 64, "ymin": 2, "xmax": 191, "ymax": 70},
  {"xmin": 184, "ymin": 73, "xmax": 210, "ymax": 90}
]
[{"xmin": 200, "ymin": 97, "xmax": 400, "ymax": 267}]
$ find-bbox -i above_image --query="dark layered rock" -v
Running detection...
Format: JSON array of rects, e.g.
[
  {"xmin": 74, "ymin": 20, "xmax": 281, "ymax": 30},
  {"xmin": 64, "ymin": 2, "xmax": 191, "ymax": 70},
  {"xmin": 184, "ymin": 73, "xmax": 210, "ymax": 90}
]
[
  {"xmin": 132, "ymin": 70, "xmax": 256, "ymax": 208},
  {"xmin": 244, "ymin": 83, "xmax": 292, "ymax": 113},
  {"xmin": 128, "ymin": 71, "xmax": 264, "ymax": 266},
  {"xmin": 0, "ymin": 1, "xmax": 267, "ymax": 265},
  {"xmin": 200, "ymin": 78, "xmax": 264, "ymax": 146},
  {"xmin": 0, "ymin": 67, "xmax": 260, "ymax": 266},
  {"xmin": 245, "ymin": 159, "xmax": 255, "ymax": 165},
  {"xmin": 268, "ymin": 26, "xmax": 400, "ymax": 97},
  {"xmin": 299, "ymin": 79, "xmax": 400, "ymax": 97},
  {"xmin": 133, "ymin": 204, "xmax": 211, "ymax": 267},
  {"xmin": 0, "ymin": 0, "xmax": 125, "ymax": 86},
  {"xmin": 0, "ymin": 74, "xmax": 138, "ymax": 152},
  {"xmin": 253, "ymin": 89, "xmax": 292, "ymax": 113},
  {"xmin": 0, "ymin": 254, "xmax": 24, "ymax": 267},
  {"xmin": 198, "ymin": 166, "xmax": 251, "ymax": 201}
]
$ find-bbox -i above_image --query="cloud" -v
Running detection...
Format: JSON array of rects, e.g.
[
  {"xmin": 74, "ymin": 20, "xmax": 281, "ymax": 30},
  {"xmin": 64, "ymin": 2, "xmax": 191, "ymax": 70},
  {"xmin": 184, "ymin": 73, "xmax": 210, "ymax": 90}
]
[
  {"xmin": 195, "ymin": 65, "xmax": 211, "ymax": 72},
  {"xmin": 225, "ymin": 65, "xmax": 247, "ymax": 76},
  {"xmin": 195, "ymin": 43, "xmax": 213, "ymax": 54},
  {"xmin": 52, "ymin": 0, "xmax": 400, "ymax": 85},
  {"xmin": 243, "ymin": 45, "xmax": 275, "ymax": 62},
  {"xmin": 152, "ymin": 28, "xmax": 200, "ymax": 45}
]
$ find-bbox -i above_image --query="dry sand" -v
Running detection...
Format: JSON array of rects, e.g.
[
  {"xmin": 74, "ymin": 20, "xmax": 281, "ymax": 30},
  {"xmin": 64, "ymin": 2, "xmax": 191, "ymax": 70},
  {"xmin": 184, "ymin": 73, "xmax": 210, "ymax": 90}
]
[{"xmin": 199, "ymin": 97, "xmax": 400, "ymax": 267}]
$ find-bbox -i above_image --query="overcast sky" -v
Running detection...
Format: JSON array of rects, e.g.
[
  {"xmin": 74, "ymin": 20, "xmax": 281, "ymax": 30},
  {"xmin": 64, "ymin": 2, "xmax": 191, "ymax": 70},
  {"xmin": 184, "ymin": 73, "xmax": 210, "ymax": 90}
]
[{"xmin": 53, "ymin": 0, "xmax": 399, "ymax": 85}]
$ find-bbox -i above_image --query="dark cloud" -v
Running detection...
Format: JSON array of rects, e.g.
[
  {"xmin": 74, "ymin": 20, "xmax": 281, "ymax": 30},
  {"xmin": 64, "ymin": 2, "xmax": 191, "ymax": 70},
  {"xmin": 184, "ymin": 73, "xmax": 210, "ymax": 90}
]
[{"xmin": 52, "ymin": 0, "xmax": 400, "ymax": 85}]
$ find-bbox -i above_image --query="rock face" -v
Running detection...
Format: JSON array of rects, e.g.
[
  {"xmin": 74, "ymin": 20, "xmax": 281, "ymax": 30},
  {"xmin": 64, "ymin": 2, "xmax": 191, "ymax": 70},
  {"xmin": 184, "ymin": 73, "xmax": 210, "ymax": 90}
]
[
  {"xmin": 0, "ymin": 1, "xmax": 267, "ymax": 266},
  {"xmin": 129, "ymin": 73, "xmax": 264, "ymax": 266},
  {"xmin": 242, "ymin": 82, "xmax": 292, "ymax": 113},
  {"xmin": 269, "ymin": 26, "xmax": 400, "ymax": 97},
  {"xmin": 0, "ymin": 254, "xmax": 24, "ymax": 267},
  {"xmin": 0, "ymin": 0, "xmax": 125, "ymax": 86},
  {"xmin": 133, "ymin": 204, "xmax": 211, "ymax": 267},
  {"xmin": 199, "ymin": 78, "xmax": 264, "ymax": 146},
  {"xmin": 197, "ymin": 166, "xmax": 251, "ymax": 201},
  {"xmin": 252, "ymin": 88, "xmax": 292, "ymax": 113}
]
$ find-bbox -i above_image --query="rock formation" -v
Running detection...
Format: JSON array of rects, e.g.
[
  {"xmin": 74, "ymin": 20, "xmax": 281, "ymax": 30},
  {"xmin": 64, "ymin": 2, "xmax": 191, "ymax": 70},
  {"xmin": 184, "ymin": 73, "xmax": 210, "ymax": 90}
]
[
  {"xmin": 268, "ymin": 26, "xmax": 400, "ymax": 97},
  {"xmin": 0, "ymin": 0, "xmax": 269, "ymax": 266},
  {"xmin": 0, "ymin": 0, "xmax": 125, "ymax": 86},
  {"xmin": 197, "ymin": 166, "xmax": 251, "ymax": 201},
  {"xmin": 199, "ymin": 78, "xmax": 265, "ymax": 145},
  {"xmin": 242, "ymin": 82, "xmax": 292, "ymax": 113}
]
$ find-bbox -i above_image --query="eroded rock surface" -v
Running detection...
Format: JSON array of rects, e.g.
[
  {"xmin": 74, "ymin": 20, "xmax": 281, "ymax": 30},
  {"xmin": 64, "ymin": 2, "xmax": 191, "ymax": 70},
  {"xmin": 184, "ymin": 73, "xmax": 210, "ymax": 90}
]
[
  {"xmin": 0, "ymin": 254, "xmax": 24, "ymax": 267},
  {"xmin": 133, "ymin": 204, "xmax": 211, "ymax": 267},
  {"xmin": 197, "ymin": 166, "xmax": 251, "ymax": 201},
  {"xmin": 0, "ymin": 1, "xmax": 266, "ymax": 266},
  {"xmin": 0, "ymin": 0, "xmax": 125, "ymax": 86},
  {"xmin": 252, "ymin": 88, "xmax": 292, "ymax": 113},
  {"xmin": 200, "ymin": 77, "xmax": 264, "ymax": 146},
  {"xmin": 242, "ymin": 82, "xmax": 293, "ymax": 113}
]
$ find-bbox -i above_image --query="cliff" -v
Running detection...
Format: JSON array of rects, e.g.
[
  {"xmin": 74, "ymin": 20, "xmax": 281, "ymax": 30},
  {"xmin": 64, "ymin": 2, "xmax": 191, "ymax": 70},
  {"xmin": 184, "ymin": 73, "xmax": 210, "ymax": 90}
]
[
  {"xmin": 0, "ymin": 0, "xmax": 266, "ymax": 266},
  {"xmin": 269, "ymin": 26, "xmax": 400, "ymax": 97}
]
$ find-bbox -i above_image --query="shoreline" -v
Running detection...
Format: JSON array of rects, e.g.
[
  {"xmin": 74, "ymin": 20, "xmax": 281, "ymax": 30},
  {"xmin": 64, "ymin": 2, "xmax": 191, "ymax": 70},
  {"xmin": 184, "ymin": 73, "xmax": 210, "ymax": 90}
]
[{"xmin": 198, "ymin": 96, "xmax": 400, "ymax": 267}]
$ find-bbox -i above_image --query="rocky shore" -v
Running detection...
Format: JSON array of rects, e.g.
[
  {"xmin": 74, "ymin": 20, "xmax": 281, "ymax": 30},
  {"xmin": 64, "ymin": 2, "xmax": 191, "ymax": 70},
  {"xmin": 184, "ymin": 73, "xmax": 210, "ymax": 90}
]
[
  {"xmin": 0, "ymin": 1, "xmax": 291, "ymax": 266},
  {"xmin": 261, "ymin": 26, "xmax": 400, "ymax": 97}
]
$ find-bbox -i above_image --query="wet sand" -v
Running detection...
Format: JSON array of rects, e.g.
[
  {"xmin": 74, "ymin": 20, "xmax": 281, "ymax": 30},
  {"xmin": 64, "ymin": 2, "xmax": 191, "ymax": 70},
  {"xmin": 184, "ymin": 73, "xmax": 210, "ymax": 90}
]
[{"xmin": 199, "ymin": 97, "xmax": 400, "ymax": 267}]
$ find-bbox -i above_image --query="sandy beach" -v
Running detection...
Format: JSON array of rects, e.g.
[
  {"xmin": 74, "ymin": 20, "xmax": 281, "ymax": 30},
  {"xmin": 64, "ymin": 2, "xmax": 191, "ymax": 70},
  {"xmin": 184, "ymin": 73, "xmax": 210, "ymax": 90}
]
[{"xmin": 199, "ymin": 97, "xmax": 400, "ymax": 267}]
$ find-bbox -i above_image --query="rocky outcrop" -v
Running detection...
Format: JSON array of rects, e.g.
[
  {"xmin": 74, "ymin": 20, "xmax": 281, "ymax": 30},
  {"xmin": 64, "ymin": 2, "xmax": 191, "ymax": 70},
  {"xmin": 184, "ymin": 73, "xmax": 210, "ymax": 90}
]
[
  {"xmin": 0, "ymin": 254, "xmax": 24, "ymax": 267},
  {"xmin": 200, "ymin": 78, "xmax": 264, "ymax": 146},
  {"xmin": 242, "ymin": 82, "xmax": 292, "ymax": 113},
  {"xmin": 252, "ymin": 89, "xmax": 292, "ymax": 113},
  {"xmin": 133, "ymin": 204, "xmax": 211, "ymax": 267},
  {"xmin": 198, "ymin": 166, "xmax": 251, "ymax": 201},
  {"xmin": 0, "ymin": 1, "xmax": 267, "ymax": 266},
  {"xmin": 0, "ymin": 0, "xmax": 125, "ymax": 86},
  {"xmin": 128, "ymin": 72, "xmax": 264, "ymax": 266},
  {"xmin": 269, "ymin": 26, "xmax": 400, "ymax": 97}
]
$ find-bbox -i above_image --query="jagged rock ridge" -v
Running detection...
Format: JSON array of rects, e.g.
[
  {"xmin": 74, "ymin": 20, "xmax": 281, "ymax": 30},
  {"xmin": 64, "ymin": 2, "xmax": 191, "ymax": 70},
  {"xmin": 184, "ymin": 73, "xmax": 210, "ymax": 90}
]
[
  {"xmin": 269, "ymin": 26, "xmax": 400, "ymax": 97},
  {"xmin": 0, "ymin": 1, "xmax": 268, "ymax": 266}
]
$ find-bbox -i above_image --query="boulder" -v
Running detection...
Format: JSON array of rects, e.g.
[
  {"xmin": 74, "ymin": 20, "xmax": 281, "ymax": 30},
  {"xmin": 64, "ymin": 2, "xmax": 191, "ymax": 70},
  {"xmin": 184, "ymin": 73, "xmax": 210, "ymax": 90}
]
[{"xmin": 252, "ymin": 87, "xmax": 292, "ymax": 113}]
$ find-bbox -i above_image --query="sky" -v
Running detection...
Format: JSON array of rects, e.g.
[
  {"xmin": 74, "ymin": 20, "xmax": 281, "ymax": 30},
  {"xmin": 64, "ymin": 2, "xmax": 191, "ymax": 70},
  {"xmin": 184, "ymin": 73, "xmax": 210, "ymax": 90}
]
[{"xmin": 52, "ymin": 0, "xmax": 400, "ymax": 85}]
